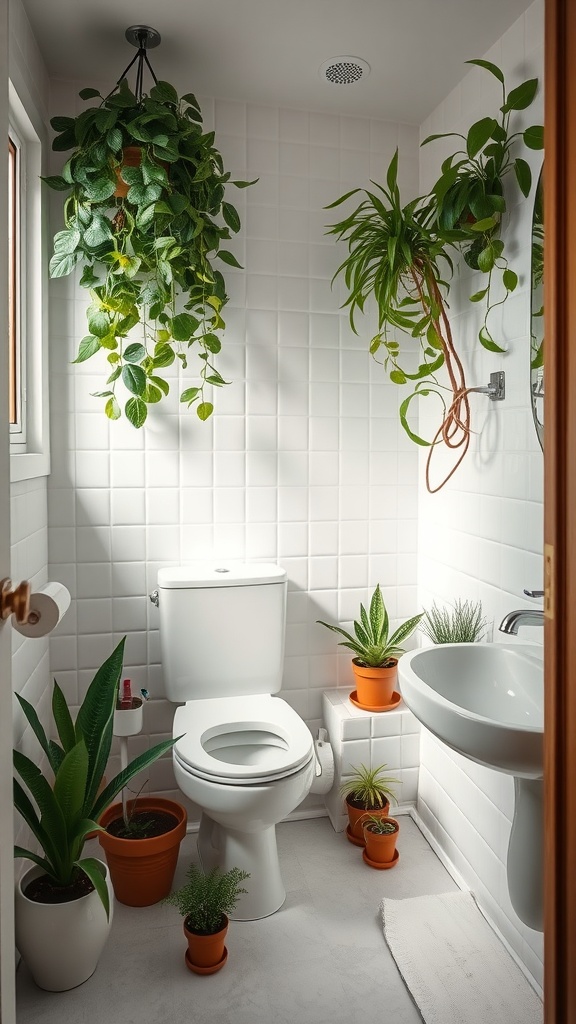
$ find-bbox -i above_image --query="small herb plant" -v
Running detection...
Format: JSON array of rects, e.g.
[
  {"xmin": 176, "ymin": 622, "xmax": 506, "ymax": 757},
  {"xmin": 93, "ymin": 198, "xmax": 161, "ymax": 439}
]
[
  {"xmin": 362, "ymin": 814, "xmax": 398, "ymax": 835},
  {"xmin": 164, "ymin": 864, "xmax": 249, "ymax": 935},
  {"xmin": 340, "ymin": 764, "xmax": 399, "ymax": 810},
  {"xmin": 317, "ymin": 584, "xmax": 423, "ymax": 667},
  {"xmin": 44, "ymin": 77, "xmax": 255, "ymax": 427},
  {"xmin": 421, "ymin": 599, "xmax": 487, "ymax": 644}
]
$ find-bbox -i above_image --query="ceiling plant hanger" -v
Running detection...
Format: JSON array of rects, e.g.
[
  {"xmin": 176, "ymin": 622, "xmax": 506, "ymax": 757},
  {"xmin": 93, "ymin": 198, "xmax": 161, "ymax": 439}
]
[{"xmin": 44, "ymin": 25, "xmax": 256, "ymax": 427}]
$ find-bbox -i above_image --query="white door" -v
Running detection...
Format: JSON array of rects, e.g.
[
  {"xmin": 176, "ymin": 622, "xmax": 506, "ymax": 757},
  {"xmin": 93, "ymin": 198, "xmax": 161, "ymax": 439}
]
[{"xmin": 0, "ymin": 0, "xmax": 16, "ymax": 1019}]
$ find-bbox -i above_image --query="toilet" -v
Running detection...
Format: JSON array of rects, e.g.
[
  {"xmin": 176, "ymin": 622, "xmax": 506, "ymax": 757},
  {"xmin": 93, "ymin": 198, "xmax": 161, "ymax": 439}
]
[{"xmin": 157, "ymin": 562, "xmax": 316, "ymax": 920}]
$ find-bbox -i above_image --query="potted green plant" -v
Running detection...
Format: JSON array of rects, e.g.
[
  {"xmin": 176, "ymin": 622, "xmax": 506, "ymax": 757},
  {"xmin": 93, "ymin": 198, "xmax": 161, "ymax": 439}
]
[
  {"xmin": 421, "ymin": 599, "xmax": 487, "ymax": 644},
  {"xmin": 43, "ymin": 75, "xmax": 255, "ymax": 427},
  {"xmin": 422, "ymin": 59, "xmax": 543, "ymax": 354},
  {"xmin": 340, "ymin": 763, "xmax": 399, "ymax": 846},
  {"xmin": 13, "ymin": 636, "xmax": 176, "ymax": 991},
  {"xmin": 361, "ymin": 814, "xmax": 400, "ymax": 869},
  {"xmin": 164, "ymin": 863, "xmax": 250, "ymax": 975},
  {"xmin": 317, "ymin": 583, "xmax": 423, "ymax": 710}
]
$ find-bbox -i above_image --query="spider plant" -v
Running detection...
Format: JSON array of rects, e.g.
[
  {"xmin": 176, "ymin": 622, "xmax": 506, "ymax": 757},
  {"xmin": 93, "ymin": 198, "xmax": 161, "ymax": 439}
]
[
  {"xmin": 421, "ymin": 599, "xmax": 487, "ymax": 644},
  {"xmin": 340, "ymin": 764, "xmax": 399, "ymax": 810},
  {"xmin": 362, "ymin": 814, "xmax": 399, "ymax": 835},
  {"xmin": 317, "ymin": 583, "xmax": 423, "ymax": 667}
]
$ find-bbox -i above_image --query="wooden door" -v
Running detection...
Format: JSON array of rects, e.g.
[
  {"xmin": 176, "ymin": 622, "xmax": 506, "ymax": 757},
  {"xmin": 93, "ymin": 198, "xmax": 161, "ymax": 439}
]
[{"xmin": 544, "ymin": 0, "xmax": 576, "ymax": 1020}]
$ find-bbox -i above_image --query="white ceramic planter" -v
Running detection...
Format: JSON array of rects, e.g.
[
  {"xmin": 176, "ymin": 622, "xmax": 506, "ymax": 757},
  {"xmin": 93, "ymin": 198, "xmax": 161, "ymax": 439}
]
[
  {"xmin": 113, "ymin": 697, "xmax": 144, "ymax": 737},
  {"xmin": 15, "ymin": 860, "xmax": 114, "ymax": 991}
]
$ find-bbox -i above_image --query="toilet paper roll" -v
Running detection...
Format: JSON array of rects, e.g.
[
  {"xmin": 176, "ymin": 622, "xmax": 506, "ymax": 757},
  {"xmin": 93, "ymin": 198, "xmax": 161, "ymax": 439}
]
[
  {"xmin": 310, "ymin": 731, "xmax": 335, "ymax": 796},
  {"xmin": 13, "ymin": 582, "xmax": 71, "ymax": 638}
]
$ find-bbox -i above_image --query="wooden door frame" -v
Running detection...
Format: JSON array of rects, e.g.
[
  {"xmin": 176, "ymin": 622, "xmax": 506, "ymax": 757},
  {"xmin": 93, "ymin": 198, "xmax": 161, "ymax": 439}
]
[{"xmin": 544, "ymin": 0, "xmax": 576, "ymax": 1020}]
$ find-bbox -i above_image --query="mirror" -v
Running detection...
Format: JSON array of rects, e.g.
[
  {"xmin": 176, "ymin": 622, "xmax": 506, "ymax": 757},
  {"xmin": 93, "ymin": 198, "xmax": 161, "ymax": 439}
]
[{"xmin": 530, "ymin": 168, "xmax": 544, "ymax": 450}]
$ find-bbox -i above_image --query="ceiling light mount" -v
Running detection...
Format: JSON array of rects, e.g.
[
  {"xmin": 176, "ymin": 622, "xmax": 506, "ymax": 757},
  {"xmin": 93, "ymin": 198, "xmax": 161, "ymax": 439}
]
[
  {"xmin": 319, "ymin": 55, "xmax": 370, "ymax": 86},
  {"xmin": 117, "ymin": 25, "xmax": 162, "ymax": 102}
]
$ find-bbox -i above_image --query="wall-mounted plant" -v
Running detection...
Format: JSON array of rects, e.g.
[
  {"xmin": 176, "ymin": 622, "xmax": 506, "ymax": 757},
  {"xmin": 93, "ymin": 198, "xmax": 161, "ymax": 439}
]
[
  {"xmin": 326, "ymin": 59, "xmax": 543, "ymax": 491},
  {"xmin": 421, "ymin": 599, "xmax": 487, "ymax": 644},
  {"xmin": 422, "ymin": 59, "xmax": 544, "ymax": 353},
  {"xmin": 44, "ymin": 68, "xmax": 255, "ymax": 427}
]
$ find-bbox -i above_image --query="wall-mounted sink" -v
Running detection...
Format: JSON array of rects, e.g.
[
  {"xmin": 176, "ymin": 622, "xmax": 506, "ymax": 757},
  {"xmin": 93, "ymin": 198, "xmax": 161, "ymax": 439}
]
[{"xmin": 399, "ymin": 642, "xmax": 544, "ymax": 931}]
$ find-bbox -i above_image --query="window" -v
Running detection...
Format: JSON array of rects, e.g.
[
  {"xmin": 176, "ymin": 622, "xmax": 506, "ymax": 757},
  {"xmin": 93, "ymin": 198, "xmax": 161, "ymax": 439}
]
[{"xmin": 8, "ymin": 81, "xmax": 49, "ymax": 480}]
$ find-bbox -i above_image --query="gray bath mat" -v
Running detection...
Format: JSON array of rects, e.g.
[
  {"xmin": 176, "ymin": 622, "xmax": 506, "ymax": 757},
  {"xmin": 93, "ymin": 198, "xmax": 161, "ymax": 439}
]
[{"xmin": 381, "ymin": 891, "xmax": 542, "ymax": 1024}]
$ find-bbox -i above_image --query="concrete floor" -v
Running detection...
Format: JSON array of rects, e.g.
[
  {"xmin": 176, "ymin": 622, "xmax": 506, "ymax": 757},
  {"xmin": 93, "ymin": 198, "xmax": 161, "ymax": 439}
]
[{"xmin": 16, "ymin": 814, "xmax": 459, "ymax": 1024}]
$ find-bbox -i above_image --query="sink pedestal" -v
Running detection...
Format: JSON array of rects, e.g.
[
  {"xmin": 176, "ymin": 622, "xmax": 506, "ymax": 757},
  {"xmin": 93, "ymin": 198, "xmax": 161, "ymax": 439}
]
[{"xmin": 507, "ymin": 777, "xmax": 543, "ymax": 931}]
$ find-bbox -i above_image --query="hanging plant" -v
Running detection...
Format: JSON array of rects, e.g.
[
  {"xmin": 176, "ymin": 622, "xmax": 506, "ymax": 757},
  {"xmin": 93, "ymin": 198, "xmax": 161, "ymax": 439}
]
[
  {"xmin": 327, "ymin": 151, "xmax": 475, "ymax": 491},
  {"xmin": 44, "ymin": 53, "xmax": 255, "ymax": 427},
  {"xmin": 422, "ymin": 59, "xmax": 543, "ymax": 353}
]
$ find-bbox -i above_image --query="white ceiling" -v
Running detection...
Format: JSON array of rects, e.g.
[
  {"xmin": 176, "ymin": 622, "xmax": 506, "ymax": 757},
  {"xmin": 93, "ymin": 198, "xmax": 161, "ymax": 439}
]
[{"xmin": 22, "ymin": 0, "xmax": 535, "ymax": 123}]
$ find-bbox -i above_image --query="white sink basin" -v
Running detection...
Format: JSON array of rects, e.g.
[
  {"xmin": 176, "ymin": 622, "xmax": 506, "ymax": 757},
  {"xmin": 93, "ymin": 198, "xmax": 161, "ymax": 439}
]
[
  {"xmin": 399, "ymin": 642, "xmax": 543, "ymax": 778},
  {"xmin": 399, "ymin": 641, "xmax": 544, "ymax": 931}
]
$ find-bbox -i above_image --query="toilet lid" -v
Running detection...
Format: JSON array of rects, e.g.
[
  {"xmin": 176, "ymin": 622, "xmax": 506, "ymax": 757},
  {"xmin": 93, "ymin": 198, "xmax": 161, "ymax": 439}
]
[{"xmin": 173, "ymin": 695, "xmax": 314, "ymax": 785}]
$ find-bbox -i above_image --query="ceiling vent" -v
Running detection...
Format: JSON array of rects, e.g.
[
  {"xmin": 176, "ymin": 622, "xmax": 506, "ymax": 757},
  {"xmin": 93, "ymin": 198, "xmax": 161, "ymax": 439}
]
[{"xmin": 319, "ymin": 55, "xmax": 370, "ymax": 86}]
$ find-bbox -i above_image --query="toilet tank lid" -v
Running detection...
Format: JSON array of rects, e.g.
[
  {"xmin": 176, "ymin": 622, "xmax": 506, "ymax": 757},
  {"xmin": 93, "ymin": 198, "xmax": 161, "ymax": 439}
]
[{"xmin": 158, "ymin": 563, "xmax": 287, "ymax": 589}]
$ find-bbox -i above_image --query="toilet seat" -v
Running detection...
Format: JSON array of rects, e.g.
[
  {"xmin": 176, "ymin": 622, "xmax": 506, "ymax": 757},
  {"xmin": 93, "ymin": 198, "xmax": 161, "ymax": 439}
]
[{"xmin": 173, "ymin": 695, "xmax": 314, "ymax": 786}]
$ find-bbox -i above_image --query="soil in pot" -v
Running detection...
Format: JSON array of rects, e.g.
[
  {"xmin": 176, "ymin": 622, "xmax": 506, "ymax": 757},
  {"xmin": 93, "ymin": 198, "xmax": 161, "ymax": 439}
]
[
  {"xmin": 24, "ymin": 872, "xmax": 95, "ymax": 905},
  {"xmin": 105, "ymin": 810, "xmax": 178, "ymax": 839},
  {"xmin": 345, "ymin": 794, "xmax": 390, "ymax": 844},
  {"xmin": 98, "ymin": 797, "xmax": 187, "ymax": 907}
]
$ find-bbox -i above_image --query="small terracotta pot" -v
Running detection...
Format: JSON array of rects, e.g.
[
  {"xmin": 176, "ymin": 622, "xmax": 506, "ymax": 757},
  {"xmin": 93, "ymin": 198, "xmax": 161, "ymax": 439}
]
[
  {"xmin": 352, "ymin": 659, "xmax": 398, "ymax": 709},
  {"xmin": 98, "ymin": 797, "xmax": 187, "ymax": 907},
  {"xmin": 184, "ymin": 914, "xmax": 228, "ymax": 972},
  {"xmin": 345, "ymin": 794, "xmax": 390, "ymax": 843},
  {"xmin": 363, "ymin": 817, "xmax": 399, "ymax": 864}
]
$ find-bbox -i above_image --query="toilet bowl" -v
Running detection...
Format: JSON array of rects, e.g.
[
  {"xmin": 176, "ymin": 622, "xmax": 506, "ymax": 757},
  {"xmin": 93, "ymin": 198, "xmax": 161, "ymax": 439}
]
[{"xmin": 156, "ymin": 563, "xmax": 317, "ymax": 920}]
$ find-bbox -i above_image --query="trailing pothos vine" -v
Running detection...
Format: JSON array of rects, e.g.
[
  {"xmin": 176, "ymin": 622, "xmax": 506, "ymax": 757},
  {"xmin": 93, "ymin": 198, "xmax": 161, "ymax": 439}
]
[
  {"xmin": 327, "ymin": 59, "xmax": 543, "ymax": 491},
  {"xmin": 44, "ymin": 77, "xmax": 255, "ymax": 427}
]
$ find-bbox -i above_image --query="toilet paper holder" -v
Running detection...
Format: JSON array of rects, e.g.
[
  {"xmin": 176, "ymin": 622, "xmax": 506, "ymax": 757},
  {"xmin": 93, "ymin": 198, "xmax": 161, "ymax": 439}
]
[{"xmin": 0, "ymin": 578, "xmax": 32, "ymax": 624}]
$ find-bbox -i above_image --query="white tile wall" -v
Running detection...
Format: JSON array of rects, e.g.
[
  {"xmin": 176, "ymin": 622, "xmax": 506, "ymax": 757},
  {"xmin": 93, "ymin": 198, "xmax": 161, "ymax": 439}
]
[
  {"xmin": 47, "ymin": 83, "xmax": 421, "ymax": 809},
  {"xmin": 416, "ymin": 0, "xmax": 544, "ymax": 987}
]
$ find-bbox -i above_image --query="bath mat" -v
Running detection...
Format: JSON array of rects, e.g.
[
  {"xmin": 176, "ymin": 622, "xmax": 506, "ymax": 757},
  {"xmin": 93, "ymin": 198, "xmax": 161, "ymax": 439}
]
[{"xmin": 380, "ymin": 891, "xmax": 542, "ymax": 1024}]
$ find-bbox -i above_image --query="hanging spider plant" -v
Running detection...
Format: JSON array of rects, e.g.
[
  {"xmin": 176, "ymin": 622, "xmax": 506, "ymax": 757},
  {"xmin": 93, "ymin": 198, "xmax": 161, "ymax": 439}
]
[{"xmin": 326, "ymin": 150, "xmax": 473, "ymax": 491}]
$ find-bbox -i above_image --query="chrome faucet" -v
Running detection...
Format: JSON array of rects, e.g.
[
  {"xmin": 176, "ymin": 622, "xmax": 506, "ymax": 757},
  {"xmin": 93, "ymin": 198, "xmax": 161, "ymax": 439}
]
[{"xmin": 499, "ymin": 608, "xmax": 545, "ymax": 635}]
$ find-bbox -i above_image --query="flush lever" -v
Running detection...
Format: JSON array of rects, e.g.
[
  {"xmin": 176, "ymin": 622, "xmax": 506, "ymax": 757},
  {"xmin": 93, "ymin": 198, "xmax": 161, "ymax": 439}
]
[{"xmin": 523, "ymin": 589, "xmax": 544, "ymax": 599}]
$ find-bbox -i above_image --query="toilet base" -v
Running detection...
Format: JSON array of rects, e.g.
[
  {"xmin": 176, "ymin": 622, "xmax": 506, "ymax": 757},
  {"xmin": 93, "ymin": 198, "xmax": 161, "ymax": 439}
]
[{"xmin": 197, "ymin": 815, "xmax": 286, "ymax": 920}]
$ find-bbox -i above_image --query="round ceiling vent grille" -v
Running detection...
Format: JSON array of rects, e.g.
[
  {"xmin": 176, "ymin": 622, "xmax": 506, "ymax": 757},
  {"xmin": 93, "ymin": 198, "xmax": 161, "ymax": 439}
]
[{"xmin": 319, "ymin": 55, "xmax": 370, "ymax": 85}]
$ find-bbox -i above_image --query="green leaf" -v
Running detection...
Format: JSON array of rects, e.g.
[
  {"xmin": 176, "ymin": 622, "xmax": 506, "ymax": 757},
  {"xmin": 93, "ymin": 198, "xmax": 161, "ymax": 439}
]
[
  {"xmin": 386, "ymin": 149, "xmax": 399, "ymax": 193},
  {"xmin": 123, "ymin": 343, "xmax": 146, "ymax": 364},
  {"xmin": 41, "ymin": 175, "xmax": 71, "ymax": 192},
  {"xmin": 466, "ymin": 117, "xmax": 498, "ymax": 159},
  {"xmin": 53, "ymin": 227, "xmax": 81, "ymax": 256},
  {"xmin": 53, "ymin": 741, "xmax": 89, "ymax": 826},
  {"xmin": 13, "ymin": 751, "xmax": 67, "ymax": 866},
  {"xmin": 503, "ymin": 268, "xmax": 518, "ymax": 292},
  {"xmin": 153, "ymin": 344, "xmax": 176, "ymax": 369},
  {"xmin": 79, "ymin": 266, "xmax": 99, "ymax": 289},
  {"xmin": 388, "ymin": 613, "xmax": 424, "ymax": 650},
  {"xmin": 107, "ymin": 127, "xmax": 123, "ymax": 152},
  {"xmin": 203, "ymin": 334, "xmax": 221, "ymax": 354},
  {"xmin": 52, "ymin": 681, "xmax": 76, "ymax": 753},
  {"xmin": 150, "ymin": 375, "xmax": 169, "ymax": 396},
  {"xmin": 52, "ymin": 128, "xmax": 77, "ymax": 152},
  {"xmin": 150, "ymin": 80, "xmax": 179, "ymax": 105},
  {"xmin": 389, "ymin": 370, "xmax": 407, "ymax": 385},
  {"xmin": 83, "ymin": 176, "xmax": 117, "ymax": 203},
  {"xmin": 479, "ymin": 326, "xmax": 506, "ymax": 353},
  {"xmin": 75, "ymin": 638, "xmax": 124, "ymax": 813},
  {"xmin": 469, "ymin": 288, "xmax": 488, "ymax": 302},
  {"xmin": 477, "ymin": 246, "xmax": 496, "ymax": 273},
  {"xmin": 92, "ymin": 738, "xmax": 177, "ymax": 820},
  {"xmin": 524, "ymin": 125, "xmax": 544, "ymax": 151},
  {"xmin": 15, "ymin": 693, "xmax": 58, "ymax": 772},
  {"xmin": 469, "ymin": 215, "xmax": 499, "ymax": 233},
  {"xmin": 502, "ymin": 78, "xmax": 538, "ymax": 113},
  {"xmin": 50, "ymin": 115, "xmax": 75, "ymax": 133},
  {"xmin": 76, "ymin": 858, "xmax": 110, "ymax": 920},
  {"xmin": 514, "ymin": 158, "xmax": 532, "ymax": 198},
  {"xmin": 466, "ymin": 59, "xmax": 505, "ymax": 84},
  {"xmin": 171, "ymin": 313, "xmax": 198, "ymax": 341},
  {"xmin": 197, "ymin": 402, "xmax": 214, "ymax": 421},
  {"xmin": 73, "ymin": 336, "xmax": 100, "ymax": 364},
  {"xmin": 181, "ymin": 386, "xmax": 200, "ymax": 404},
  {"xmin": 222, "ymin": 202, "xmax": 241, "ymax": 233},
  {"xmin": 125, "ymin": 396, "xmax": 148, "ymax": 428},
  {"xmin": 79, "ymin": 87, "xmax": 102, "ymax": 100},
  {"xmin": 84, "ymin": 216, "xmax": 113, "ymax": 249},
  {"xmin": 217, "ymin": 249, "xmax": 243, "ymax": 269},
  {"xmin": 88, "ymin": 308, "xmax": 111, "ymax": 338},
  {"xmin": 121, "ymin": 364, "xmax": 146, "ymax": 396},
  {"xmin": 105, "ymin": 396, "xmax": 121, "ymax": 420},
  {"xmin": 399, "ymin": 393, "xmax": 432, "ymax": 446},
  {"xmin": 231, "ymin": 178, "xmax": 258, "ymax": 188},
  {"xmin": 143, "ymin": 384, "xmax": 163, "ymax": 404}
]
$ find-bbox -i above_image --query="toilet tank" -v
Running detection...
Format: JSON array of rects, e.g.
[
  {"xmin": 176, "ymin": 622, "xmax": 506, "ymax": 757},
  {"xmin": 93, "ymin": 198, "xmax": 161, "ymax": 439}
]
[{"xmin": 157, "ymin": 563, "xmax": 288, "ymax": 702}]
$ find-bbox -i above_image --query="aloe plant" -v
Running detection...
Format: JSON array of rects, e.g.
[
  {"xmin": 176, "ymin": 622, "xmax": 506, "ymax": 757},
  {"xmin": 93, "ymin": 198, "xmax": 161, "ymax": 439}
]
[
  {"xmin": 317, "ymin": 583, "xmax": 423, "ymax": 667},
  {"xmin": 13, "ymin": 637, "xmax": 176, "ymax": 917}
]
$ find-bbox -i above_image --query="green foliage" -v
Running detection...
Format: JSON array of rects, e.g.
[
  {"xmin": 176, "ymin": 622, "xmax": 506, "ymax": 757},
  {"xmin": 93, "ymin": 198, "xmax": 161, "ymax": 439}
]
[
  {"xmin": 44, "ymin": 78, "xmax": 256, "ymax": 425},
  {"xmin": 340, "ymin": 764, "xmax": 399, "ymax": 809},
  {"xmin": 317, "ymin": 583, "xmax": 423, "ymax": 667},
  {"xmin": 422, "ymin": 59, "xmax": 543, "ymax": 352},
  {"xmin": 164, "ymin": 863, "xmax": 249, "ymax": 935},
  {"xmin": 362, "ymin": 814, "xmax": 398, "ymax": 835},
  {"xmin": 13, "ymin": 638, "xmax": 177, "ymax": 917},
  {"xmin": 421, "ymin": 599, "xmax": 487, "ymax": 644}
]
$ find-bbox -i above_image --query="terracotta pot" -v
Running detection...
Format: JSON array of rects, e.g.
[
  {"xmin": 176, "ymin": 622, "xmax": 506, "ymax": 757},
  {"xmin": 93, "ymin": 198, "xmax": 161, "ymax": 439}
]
[
  {"xmin": 113, "ymin": 146, "xmax": 142, "ymax": 198},
  {"xmin": 352, "ymin": 658, "xmax": 398, "ymax": 709},
  {"xmin": 363, "ymin": 817, "xmax": 399, "ymax": 864},
  {"xmin": 345, "ymin": 794, "xmax": 390, "ymax": 843},
  {"xmin": 98, "ymin": 797, "xmax": 187, "ymax": 907},
  {"xmin": 15, "ymin": 860, "xmax": 113, "ymax": 991},
  {"xmin": 184, "ymin": 914, "xmax": 228, "ymax": 974}
]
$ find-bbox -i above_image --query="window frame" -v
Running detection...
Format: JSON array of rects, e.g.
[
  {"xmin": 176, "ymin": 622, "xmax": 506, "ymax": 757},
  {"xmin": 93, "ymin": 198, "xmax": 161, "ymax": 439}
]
[{"xmin": 8, "ymin": 124, "xmax": 25, "ymax": 443}]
